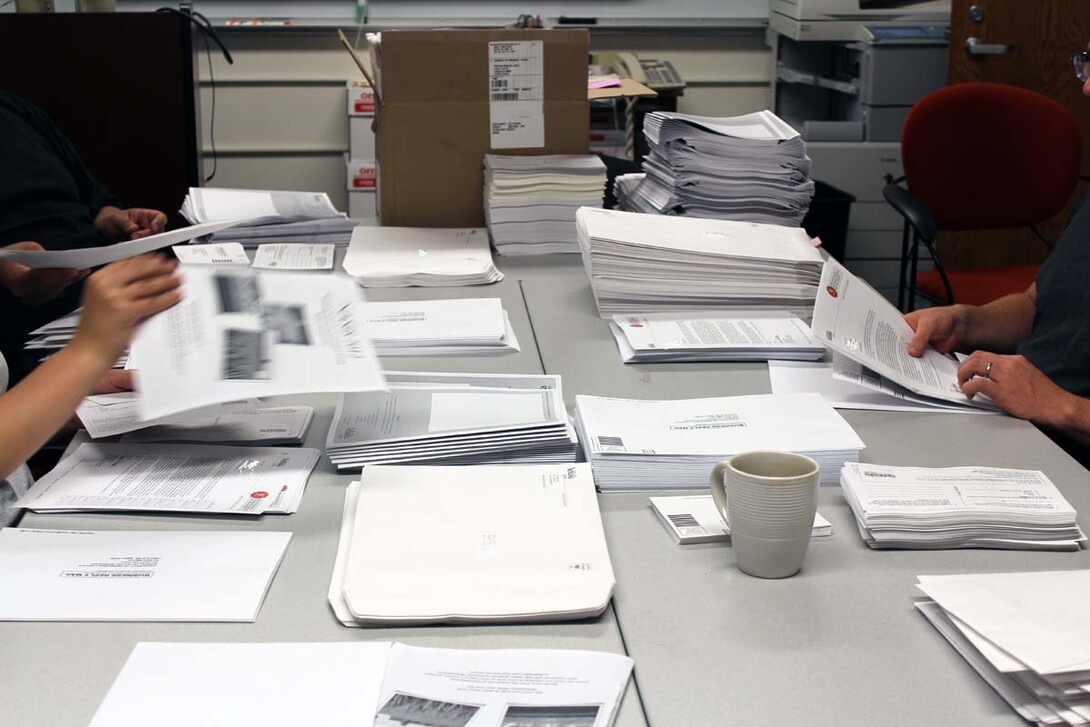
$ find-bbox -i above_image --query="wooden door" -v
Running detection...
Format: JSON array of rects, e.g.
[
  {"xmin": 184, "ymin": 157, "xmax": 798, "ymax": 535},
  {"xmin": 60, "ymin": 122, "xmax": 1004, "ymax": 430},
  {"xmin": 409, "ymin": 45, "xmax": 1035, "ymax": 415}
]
[{"xmin": 941, "ymin": 0, "xmax": 1090, "ymax": 269}]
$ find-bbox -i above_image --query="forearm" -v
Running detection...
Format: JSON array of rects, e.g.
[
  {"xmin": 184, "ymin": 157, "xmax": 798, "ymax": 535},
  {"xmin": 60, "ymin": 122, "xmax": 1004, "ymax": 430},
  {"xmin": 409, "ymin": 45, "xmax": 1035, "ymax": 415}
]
[
  {"xmin": 0, "ymin": 342, "xmax": 112, "ymax": 476},
  {"xmin": 1054, "ymin": 394, "xmax": 1090, "ymax": 447},
  {"xmin": 959, "ymin": 292, "xmax": 1036, "ymax": 353}
]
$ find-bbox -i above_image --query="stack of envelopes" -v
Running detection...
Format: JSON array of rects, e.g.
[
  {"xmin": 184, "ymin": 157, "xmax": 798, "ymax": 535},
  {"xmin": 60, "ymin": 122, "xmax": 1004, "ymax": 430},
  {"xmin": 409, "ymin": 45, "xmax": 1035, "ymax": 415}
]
[
  {"xmin": 840, "ymin": 463, "xmax": 1082, "ymax": 550},
  {"xmin": 325, "ymin": 372, "xmax": 577, "ymax": 471},
  {"xmin": 484, "ymin": 154, "xmax": 607, "ymax": 255},
  {"xmin": 180, "ymin": 187, "xmax": 356, "ymax": 247},
  {"xmin": 343, "ymin": 226, "xmax": 503, "ymax": 287},
  {"xmin": 574, "ymin": 393, "xmax": 864, "ymax": 491},
  {"xmin": 916, "ymin": 570, "xmax": 1090, "ymax": 726},
  {"xmin": 626, "ymin": 110, "xmax": 814, "ymax": 225},
  {"xmin": 576, "ymin": 207, "xmax": 826, "ymax": 319},
  {"xmin": 24, "ymin": 310, "xmax": 127, "ymax": 368},
  {"xmin": 360, "ymin": 298, "xmax": 519, "ymax": 356},
  {"xmin": 328, "ymin": 464, "xmax": 615, "ymax": 625}
]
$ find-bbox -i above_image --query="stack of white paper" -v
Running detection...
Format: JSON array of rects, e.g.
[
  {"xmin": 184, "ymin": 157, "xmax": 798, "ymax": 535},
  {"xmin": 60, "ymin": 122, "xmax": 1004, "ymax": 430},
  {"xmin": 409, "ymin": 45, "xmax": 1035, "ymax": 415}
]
[
  {"xmin": 577, "ymin": 207, "xmax": 825, "ymax": 319},
  {"xmin": 20, "ymin": 309, "xmax": 130, "ymax": 366},
  {"xmin": 650, "ymin": 494, "xmax": 832, "ymax": 544},
  {"xmin": 180, "ymin": 187, "xmax": 355, "ymax": 247},
  {"xmin": 343, "ymin": 226, "xmax": 503, "ymax": 287},
  {"xmin": 574, "ymin": 393, "xmax": 864, "ymax": 491},
  {"xmin": 329, "ymin": 464, "xmax": 616, "ymax": 625},
  {"xmin": 484, "ymin": 153, "xmax": 607, "ymax": 255},
  {"xmin": 609, "ymin": 312, "xmax": 825, "ymax": 363},
  {"xmin": 841, "ymin": 463, "xmax": 1082, "ymax": 550},
  {"xmin": 90, "ymin": 641, "xmax": 632, "ymax": 727},
  {"xmin": 326, "ymin": 372, "xmax": 577, "ymax": 471},
  {"xmin": 621, "ymin": 110, "xmax": 814, "ymax": 226},
  {"xmin": 16, "ymin": 443, "xmax": 320, "ymax": 515},
  {"xmin": 0, "ymin": 529, "xmax": 290, "ymax": 622},
  {"xmin": 812, "ymin": 258, "xmax": 998, "ymax": 413},
  {"xmin": 130, "ymin": 267, "xmax": 386, "ymax": 421},
  {"xmin": 77, "ymin": 392, "xmax": 314, "ymax": 444},
  {"xmin": 614, "ymin": 172, "xmax": 645, "ymax": 211},
  {"xmin": 916, "ymin": 570, "xmax": 1090, "ymax": 726},
  {"xmin": 361, "ymin": 298, "xmax": 519, "ymax": 356}
]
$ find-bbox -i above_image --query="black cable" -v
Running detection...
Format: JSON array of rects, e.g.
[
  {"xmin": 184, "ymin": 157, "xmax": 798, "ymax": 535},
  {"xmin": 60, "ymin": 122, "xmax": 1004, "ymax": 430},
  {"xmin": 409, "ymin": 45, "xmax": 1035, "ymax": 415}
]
[{"xmin": 202, "ymin": 28, "xmax": 217, "ymax": 182}]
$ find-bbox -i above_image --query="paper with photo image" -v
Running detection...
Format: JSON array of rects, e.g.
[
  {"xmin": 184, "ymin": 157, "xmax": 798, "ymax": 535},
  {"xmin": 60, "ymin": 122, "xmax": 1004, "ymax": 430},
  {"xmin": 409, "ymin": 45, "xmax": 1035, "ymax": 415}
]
[{"xmin": 131, "ymin": 267, "xmax": 385, "ymax": 421}]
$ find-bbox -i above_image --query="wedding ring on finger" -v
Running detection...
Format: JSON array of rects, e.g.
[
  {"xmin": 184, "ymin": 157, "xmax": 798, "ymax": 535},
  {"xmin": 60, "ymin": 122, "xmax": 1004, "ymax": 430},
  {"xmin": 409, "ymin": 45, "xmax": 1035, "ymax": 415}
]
[{"xmin": 984, "ymin": 361, "xmax": 993, "ymax": 380}]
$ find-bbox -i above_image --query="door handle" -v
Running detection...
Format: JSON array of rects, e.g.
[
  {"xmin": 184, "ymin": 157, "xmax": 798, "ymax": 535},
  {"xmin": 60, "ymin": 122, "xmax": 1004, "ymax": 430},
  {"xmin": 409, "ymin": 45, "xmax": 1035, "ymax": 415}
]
[{"xmin": 965, "ymin": 37, "xmax": 1012, "ymax": 56}]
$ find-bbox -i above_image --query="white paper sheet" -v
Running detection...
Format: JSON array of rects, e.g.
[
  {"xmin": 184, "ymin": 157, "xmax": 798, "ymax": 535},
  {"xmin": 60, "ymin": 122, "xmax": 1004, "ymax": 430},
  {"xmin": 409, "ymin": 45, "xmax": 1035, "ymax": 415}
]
[
  {"xmin": 0, "ymin": 220, "xmax": 246, "ymax": 269},
  {"xmin": 251, "ymin": 243, "xmax": 334, "ymax": 270},
  {"xmin": 649, "ymin": 494, "xmax": 831, "ymax": 544},
  {"xmin": 0, "ymin": 529, "xmax": 290, "ymax": 621},
  {"xmin": 171, "ymin": 243, "xmax": 250, "ymax": 265},
  {"xmin": 16, "ymin": 443, "xmax": 320, "ymax": 515},
  {"xmin": 90, "ymin": 641, "xmax": 391, "ymax": 727},
  {"xmin": 131, "ymin": 267, "xmax": 386, "ymax": 420},
  {"xmin": 76, "ymin": 394, "xmax": 263, "ymax": 439},
  {"xmin": 343, "ymin": 226, "xmax": 503, "ymax": 286}
]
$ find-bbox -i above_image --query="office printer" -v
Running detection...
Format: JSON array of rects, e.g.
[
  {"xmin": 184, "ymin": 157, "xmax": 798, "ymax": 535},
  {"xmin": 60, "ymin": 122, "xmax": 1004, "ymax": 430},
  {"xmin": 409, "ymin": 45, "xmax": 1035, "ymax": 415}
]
[{"xmin": 770, "ymin": 0, "xmax": 950, "ymax": 42}]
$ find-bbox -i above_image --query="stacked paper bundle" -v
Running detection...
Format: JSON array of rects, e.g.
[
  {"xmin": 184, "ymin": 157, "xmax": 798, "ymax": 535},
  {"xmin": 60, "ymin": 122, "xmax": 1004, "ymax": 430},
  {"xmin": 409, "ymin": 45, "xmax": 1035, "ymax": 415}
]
[
  {"xmin": 840, "ymin": 463, "xmax": 1082, "ymax": 550},
  {"xmin": 608, "ymin": 313, "xmax": 825, "ymax": 363},
  {"xmin": 328, "ymin": 464, "xmax": 616, "ymax": 625},
  {"xmin": 180, "ymin": 187, "xmax": 356, "ymax": 247},
  {"xmin": 483, "ymin": 154, "xmax": 607, "ymax": 255},
  {"xmin": 916, "ymin": 570, "xmax": 1090, "ymax": 726},
  {"xmin": 22, "ymin": 309, "xmax": 132, "ymax": 368},
  {"xmin": 343, "ymin": 227, "xmax": 503, "ymax": 287},
  {"xmin": 361, "ymin": 298, "xmax": 519, "ymax": 356},
  {"xmin": 325, "ymin": 373, "xmax": 578, "ymax": 472},
  {"xmin": 624, "ymin": 110, "xmax": 814, "ymax": 226},
  {"xmin": 614, "ymin": 173, "xmax": 648, "ymax": 214},
  {"xmin": 576, "ymin": 207, "xmax": 825, "ymax": 319},
  {"xmin": 574, "ymin": 393, "xmax": 864, "ymax": 491}
]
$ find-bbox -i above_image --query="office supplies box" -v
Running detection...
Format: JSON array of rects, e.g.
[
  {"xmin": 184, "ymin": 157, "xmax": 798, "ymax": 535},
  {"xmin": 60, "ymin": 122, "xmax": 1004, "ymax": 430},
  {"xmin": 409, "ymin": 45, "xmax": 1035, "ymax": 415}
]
[{"xmin": 376, "ymin": 29, "xmax": 590, "ymax": 228}]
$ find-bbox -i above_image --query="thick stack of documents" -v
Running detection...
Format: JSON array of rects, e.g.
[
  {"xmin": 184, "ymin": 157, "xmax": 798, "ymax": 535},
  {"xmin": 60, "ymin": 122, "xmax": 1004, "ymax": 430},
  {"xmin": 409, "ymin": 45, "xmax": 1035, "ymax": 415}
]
[
  {"xmin": 841, "ymin": 463, "xmax": 1082, "ymax": 550},
  {"xmin": 614, "ymin": 172, "xmax": 646, "ymax": 212},
  {"xmin": 626, "ymin": 110, "xmax": 814, "ymax": 226},
  {"xmin": 77, "ymin": 393, "xmax": 314, "ymax": 444},
  {"xmin": 916, "ymin": 570, "xmax": 1090, "ymax": 726},
  {"xmin": 575, "ymin": 393, "xmax": 864, "ymax": 491},
  {"xmin": 329, "ymin": 464, "xmax": 615, "ymax": 625},
  {"xmin": 131, "ymin": 267, "xmax": 385, "ymax": 421},
  {"xmin": 342, "ymin": 226, "xmax": 503, "ymax": 287},
  {"xmin": 0, "ymin": 529, "xmax": 290, "ymax": 622},
  {"xmin": 21, "ymin": 309, "xmax": 132, "ymax": 367},
  {"xmin": 17, "ymin": 443, "xmax": 320, "ymax": 515},
  {"xmin": 812, "ymin": 258, "xmax": 998, "ymax": 413},
  {"xmin": 326, "ymin": 372, "xmax": 577, "ymax": 471},
  {"xmin": 180, "ymin": 187, "xmax": 355, "ymax": 247},
  {"xmin": 484, "ymin": 153, "xmax": 607, "ymax": 255},
  {"xmin": 609, "ymin": 312, "xmax": 825, "ymax": 363},
  {"xmin": 577, "ymin": 207, "xmax": 825, "ymax": 319},
  {"xmin": 90, "ymin": 641, "xmax": 632, "ymax": 727},
  {"xmin": 650, "ymin": 494, "xmax": 832, "ymax": 544},
  {"xmin": 361, "ymin": 298, "xmax": 519, "ymax": 356}
]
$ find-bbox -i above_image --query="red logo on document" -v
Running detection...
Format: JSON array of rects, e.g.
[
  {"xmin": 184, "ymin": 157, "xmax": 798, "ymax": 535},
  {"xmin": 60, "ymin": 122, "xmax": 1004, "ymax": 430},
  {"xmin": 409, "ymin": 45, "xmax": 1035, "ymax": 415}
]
[
  {"xmin": 250, "ymin": 491, "xmax": 269, "ymax": 499},
  {"xmin": 826, "ymin": 285, "xmax": 838, "ymax": 298}
]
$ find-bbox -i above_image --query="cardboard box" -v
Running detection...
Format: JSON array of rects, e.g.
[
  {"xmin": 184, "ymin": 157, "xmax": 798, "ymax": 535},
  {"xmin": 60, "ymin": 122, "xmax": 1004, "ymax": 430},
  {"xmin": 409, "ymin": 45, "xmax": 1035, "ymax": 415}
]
[
  {"xmin": 376, "ymin": 29, "xmax": 589, "ymax": 228},
  {"xmin": 349, "ymin": 190, "xmax": 377, "ymax": 219},
  {"xmin": 347, "ymin": 80, "xmax": 376, "ymax": 116},
  {"xmin": 346, "ymin": 158, "xmax": 378, "ymax": 191},
  {"xmin": 349, "ymin": 116, "xmax": 376, "ymax": 159}
]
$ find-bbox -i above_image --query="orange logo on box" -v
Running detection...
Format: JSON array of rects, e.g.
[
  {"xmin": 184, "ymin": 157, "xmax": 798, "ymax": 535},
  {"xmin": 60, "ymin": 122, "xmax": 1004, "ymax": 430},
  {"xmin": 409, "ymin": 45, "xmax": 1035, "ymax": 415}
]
[
  {"xmin": 250, "ymin": 491, "xmax": 269, "ymax": 499},
  {"xmin": 826, "ymin": 285, "xmax": 838, "ymax": 298}
]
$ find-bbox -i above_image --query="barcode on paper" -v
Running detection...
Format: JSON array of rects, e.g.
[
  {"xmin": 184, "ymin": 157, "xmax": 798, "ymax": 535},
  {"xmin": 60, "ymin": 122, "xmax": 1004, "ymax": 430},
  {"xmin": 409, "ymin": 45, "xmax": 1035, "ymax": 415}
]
[
  {"xmin": 491, "ymin": 92, "xmax": 520, "ymax": 101},
  {"xmin": 597, "ymin": 435, "xmax": 625, "ymax": 452},
  {"xmin": 667, "ymin": 513, "xmax": 707, "ymax": 537}
]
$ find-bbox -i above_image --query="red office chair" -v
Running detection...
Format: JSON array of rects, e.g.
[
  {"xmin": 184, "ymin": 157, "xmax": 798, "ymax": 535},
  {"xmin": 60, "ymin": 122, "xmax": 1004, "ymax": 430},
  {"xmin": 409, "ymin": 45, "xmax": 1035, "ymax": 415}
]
[{"xmin": 884, "ymin": 82, "xmax": 1082, "ymax": 312}]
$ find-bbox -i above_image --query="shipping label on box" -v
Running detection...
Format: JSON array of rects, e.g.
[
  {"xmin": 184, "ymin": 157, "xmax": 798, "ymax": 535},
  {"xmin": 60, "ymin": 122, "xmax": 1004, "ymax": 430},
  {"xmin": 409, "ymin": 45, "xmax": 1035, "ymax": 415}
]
[
  {"xmin": 488, "ymin": 40, "xmax": 544, "ymax": 149},
  {"xmin": 347, "ymin": 159, "xmax": 378, "ymax": 191},
  {"xmin": 347, "ymin": 80, "xmax": 376, "ymax": 116}
]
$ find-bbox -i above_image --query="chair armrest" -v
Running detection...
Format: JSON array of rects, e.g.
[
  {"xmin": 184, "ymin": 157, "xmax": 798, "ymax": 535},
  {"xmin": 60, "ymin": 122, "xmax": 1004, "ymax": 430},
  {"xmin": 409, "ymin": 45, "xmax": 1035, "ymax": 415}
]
[{"xmin": 883, "ymin": 182, "xmax": 937, "ymax": 244}]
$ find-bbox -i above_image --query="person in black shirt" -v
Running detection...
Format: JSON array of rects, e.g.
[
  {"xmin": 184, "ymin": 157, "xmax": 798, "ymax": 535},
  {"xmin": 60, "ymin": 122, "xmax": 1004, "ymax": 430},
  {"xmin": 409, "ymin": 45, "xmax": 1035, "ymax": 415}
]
[
  {"xmin": 0, "ymin": 90, "xmax": 167, "ymax": 372},
  {"xmin": 904, "ymin": 61, "xmax": 1090, "ymax": 463}
]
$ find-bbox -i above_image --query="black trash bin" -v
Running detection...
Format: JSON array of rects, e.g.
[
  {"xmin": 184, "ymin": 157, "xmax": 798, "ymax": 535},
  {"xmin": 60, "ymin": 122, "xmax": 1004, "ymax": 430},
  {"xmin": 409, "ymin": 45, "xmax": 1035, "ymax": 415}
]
[{"xmin": 802, "ymin": 180, "xmax": 855, "ymax": 261}]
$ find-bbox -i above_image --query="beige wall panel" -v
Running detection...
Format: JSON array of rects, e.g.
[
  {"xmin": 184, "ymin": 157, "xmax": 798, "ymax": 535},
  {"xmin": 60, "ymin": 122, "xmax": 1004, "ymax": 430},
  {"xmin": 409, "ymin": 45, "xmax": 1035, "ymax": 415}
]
[
  {"xmin": 200, "ymin": 85, "xmax": 348, "ymax": 151},
  {"xmin": 204, "ymin": 154, "xmax": 349, "ymax": 212},
  {"xmin": 676, "ymin": 85, "xmax": 770, "ymax": 117}
]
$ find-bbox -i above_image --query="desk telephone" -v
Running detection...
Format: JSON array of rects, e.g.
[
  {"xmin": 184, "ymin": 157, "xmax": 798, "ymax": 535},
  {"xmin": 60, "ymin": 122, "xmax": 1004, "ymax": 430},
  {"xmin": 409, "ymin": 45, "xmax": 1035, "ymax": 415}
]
[{"xmin": 591, "ymin": 52, "xmax": 685, "ymax": 91}]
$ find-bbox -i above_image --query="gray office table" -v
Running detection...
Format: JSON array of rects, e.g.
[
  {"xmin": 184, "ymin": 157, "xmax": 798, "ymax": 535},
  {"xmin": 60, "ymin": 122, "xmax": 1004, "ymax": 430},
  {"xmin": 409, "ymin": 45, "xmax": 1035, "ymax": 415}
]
[
  {"xmin": 2, "ymin": 276, "xmax": 645, "ymax": 727},
  {"xmin": 509, "ymin": 255, "xmax": 1090, "ymax": 726}
]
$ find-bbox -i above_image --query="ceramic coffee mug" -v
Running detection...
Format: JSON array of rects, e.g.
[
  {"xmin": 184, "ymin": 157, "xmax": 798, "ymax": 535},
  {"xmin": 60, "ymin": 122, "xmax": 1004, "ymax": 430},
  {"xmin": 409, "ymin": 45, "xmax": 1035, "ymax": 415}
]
[{"xmin": 710, "ymin": 450, "xmax": 820, "ymax": 579}]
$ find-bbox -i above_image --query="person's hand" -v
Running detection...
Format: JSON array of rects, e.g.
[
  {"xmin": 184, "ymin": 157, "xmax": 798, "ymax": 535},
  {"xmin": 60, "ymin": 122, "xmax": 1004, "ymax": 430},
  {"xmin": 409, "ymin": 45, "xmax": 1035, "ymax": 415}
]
[
  {"xmin": 0, "ymin": 242, "xmax": 88, "ymax": 304},
  {"xmin": 93, "ymin": 206, "xmax": 167, "ymax": 241},
  {"xmin": 70, "ymin": 254, "xmax": 182, "ymax": 367},
  {"xmin": 904, "ymin": 305, "xmax": 970, "ymax": 357},
  {"xmin": 91, "ymin": 369, "xmax": 133, "ymax": 395},
  {"xmin": 957, "ymin": 352, "xmax": 1074, "ymax": 427}
]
